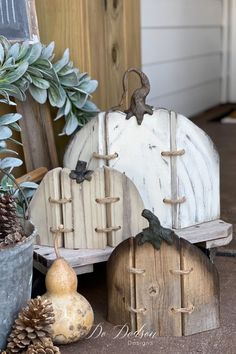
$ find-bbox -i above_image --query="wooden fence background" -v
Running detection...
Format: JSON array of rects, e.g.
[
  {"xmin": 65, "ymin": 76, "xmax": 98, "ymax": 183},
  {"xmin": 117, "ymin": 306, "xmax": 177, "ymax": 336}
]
[{"xmin": 0, "ymin": 0, "xmax": 141, "ymax": 175}]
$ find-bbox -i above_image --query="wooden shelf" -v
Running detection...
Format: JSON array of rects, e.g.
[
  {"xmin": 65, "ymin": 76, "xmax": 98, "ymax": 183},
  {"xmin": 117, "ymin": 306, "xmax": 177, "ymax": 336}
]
[{"xmin": 33, "ymin": 219, "xmax": 232, "ymax": 275}]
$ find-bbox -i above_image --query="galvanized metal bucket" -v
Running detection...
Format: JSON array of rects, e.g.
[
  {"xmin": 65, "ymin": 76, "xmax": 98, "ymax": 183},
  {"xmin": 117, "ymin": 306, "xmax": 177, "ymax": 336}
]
[{"xmin": 0, "ymin": 220, "xmax": 36, "ymax": 350}]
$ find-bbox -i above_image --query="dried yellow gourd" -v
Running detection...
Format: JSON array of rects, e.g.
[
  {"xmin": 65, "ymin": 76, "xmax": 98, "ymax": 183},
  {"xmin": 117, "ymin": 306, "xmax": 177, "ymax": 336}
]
[{"xmin": 42, "ymin": 230, "xmax": 94, "ymax": 344}]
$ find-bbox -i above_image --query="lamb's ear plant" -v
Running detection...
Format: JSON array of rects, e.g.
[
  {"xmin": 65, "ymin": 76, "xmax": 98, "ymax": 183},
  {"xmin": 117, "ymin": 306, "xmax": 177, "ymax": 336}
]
[
  {"xmin": 0, "ymin": 112, "xmax": 38, "ymax": 215},
  {"xmin": 0, "ymin": 36, "xmax": 99, "ymax": 210},
  {"xmin": 0, "ymin": 35, "xmax": 99, "ymax": 135}
]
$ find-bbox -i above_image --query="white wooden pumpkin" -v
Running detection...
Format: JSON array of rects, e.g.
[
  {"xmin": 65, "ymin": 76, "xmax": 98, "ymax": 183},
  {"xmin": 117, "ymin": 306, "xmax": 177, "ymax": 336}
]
[{"xmin": 64, "ymin": 109, "xmax": 220, "ymax": 230}]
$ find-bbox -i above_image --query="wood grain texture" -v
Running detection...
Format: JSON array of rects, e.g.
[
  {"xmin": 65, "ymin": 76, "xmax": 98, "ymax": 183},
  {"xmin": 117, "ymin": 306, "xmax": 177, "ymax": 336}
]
[
  {"xmin": 17, "ymin": 96, "xmax": 59, "ymax": 171},
  {"xmin": 64, "ymin": 114, "xmax": 106, "ymax": 171},
  {"xmin": 180, "ymin": 238, "xmax": 220, "ymax": 335},
  {"xmin": 16, "ymin": 167, "xmax": 48, "ymax": 184},
  {"xmin": 104, "ymin": 167, "xmax": 147, "ymax": 247},
  {"xmin": 30, "ymin": 167, "xmax": 62, "ymax": 246},
  {"xmin": 60, "ymin": 168, "xmax": 74, "ymax": 249},
  {"xmin": 106, "ymin": 110, "xmax": 172, "ymax": 227},
  {"xmin": 107, "ymin": 238, "xmax": 134, "ymax": 328},
  {"xmin": 36, "ymin": 0, "xmax": 141, "ymax": 113},
  {"xmin": 176, "ymin": 220, "xmax": 232, "ymax": 246},
  {"xmin": 175, "ymin": 114, "xmax": 220, "ymax": 228},
  {"xmin": 70, "ymin": 167, "xmax": 107, "ymax": 249},
  {"xmin": 64, "ymin": 109, "xmax": 221, "ymax": 230},
  {"xmin": 107, "ymin": 235, "xmax": 220, "ymax": 336},
  {"xmin": 134, "ymin": 236, "xmax": 182, "ymax": 336},
  {"xmin": 34, "ymin": 244, "xmax": 113, "ymax": 268}
]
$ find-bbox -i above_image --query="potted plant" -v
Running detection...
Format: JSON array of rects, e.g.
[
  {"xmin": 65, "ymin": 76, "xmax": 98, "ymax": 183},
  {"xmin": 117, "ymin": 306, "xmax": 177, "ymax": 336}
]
[{"xmin": 0, "ymin": 36, "xmax": 99, "ymax": 349}]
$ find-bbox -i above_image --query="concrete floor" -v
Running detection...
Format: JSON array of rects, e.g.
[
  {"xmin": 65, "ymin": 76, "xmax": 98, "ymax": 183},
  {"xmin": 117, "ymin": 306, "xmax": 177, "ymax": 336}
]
[{"xmin": 58, "ymin": 105, "xmax": 236, "ymax": 354}]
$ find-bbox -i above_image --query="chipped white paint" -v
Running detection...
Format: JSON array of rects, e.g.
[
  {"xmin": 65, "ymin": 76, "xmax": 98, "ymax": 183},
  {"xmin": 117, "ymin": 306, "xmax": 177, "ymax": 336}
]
[
  {"xmin": 175, "ymin": 114, "xmax": 220, "ymax": 228},
  {"xmin": 64, "ymin": 109, "xmax": 220, "ymax": 230}
]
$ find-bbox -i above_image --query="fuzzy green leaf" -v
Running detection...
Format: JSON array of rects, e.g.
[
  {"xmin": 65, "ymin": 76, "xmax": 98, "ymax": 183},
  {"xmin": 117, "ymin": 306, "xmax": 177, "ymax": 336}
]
[
  {"xmin": 41, "ymin": 42, "xmax": 55, "ymax": 60},
  {"xmin": 64, "ymin": 98, "xmax": 72, "ymax": 115},
  {"xmin": 0, "ymin": 157, "xmax": 22, "ymax": 170},
  {"xmin": 9, "ymin": 122, "xmax": 21, "ymax": 132},
  {"xmin": 54, "ymin": 106, "xmax": 65, "ymax": 121},
  {"xmin": 0, "ymin": 83, "xmax": 26, "ymax": 101},
  {"xmin": 71, "ymin": 93, "xmax": 89, "ymax": 109},
  {"xmin": 60, "ymin": 72, "xmax": 78, "ymax": 87},
  {"xmin": 0, "ymin": 126, "xmax": 12, "ymax": 140},
  {"xmin": 27, "ymin": 66, "xmax": 43, "ymax": 78},
  {"xmin": 64, "ymin": 113, "xmax": 79, "ymax": 135},
  {"xmin": 34, "ymin": 58, "xmax": 52, "ymax": 69},
  {"xmin": 0, "ymin": 113, "xmax": 22, "ymax": 126},
  {"xmin": 31, "ymin": 76, "xmax": 50, "ymax": 89},
  {"xmin": 2, "ymin": 62, "xmax": 28, "ymax": 84},
  {"xmin": 8, "ymin": 43, "xmax": 20, "ymax": 59},
  {"xmin": 29, "ymin": 84, "xmax": 47, "ymax": 104},
  {"xmin": 80, "ymin": 100, "xmax": 99, "ymax": 112},
  {"xmin": 0, "ymin": 36, "xmax": 10, "ymax": 52},
  {"xmin": 17, "ymin": 42, "xmax": 29, "ymax": 61},
  {"xmin": 48, "ymin": 83, "xmax": 66, "ymax": 107},
  {"xmin": 0, "ymin": 43, "xmax": 4, "ymax": 65},
  {"xmin": 78, "ymin": 80, "xmax": 98, "ymax": 94},
  {"xmin": 53, "ymin": 48, "xmax": 70, "ymax": 73},
  {"xmin": 27, "ymin": 43, "xmax": 43, "ymax": 64}
]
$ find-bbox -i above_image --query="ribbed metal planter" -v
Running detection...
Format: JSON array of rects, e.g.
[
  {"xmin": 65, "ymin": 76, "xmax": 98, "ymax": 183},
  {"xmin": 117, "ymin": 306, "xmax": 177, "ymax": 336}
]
[{"xmin": 0, "ymin": 220, "xmax": 36, "ymax": 350}]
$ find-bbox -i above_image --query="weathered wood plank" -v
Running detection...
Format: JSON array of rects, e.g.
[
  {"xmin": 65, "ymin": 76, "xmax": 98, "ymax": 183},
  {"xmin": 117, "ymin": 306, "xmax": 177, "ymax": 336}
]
[
  {"xmin": 33, "ymin": 218, "xmax": 232, "ymax": 279},
  {"xmin": 63, "ymin": 109, "xmax": 221, "ymax": 231},
  {"xmin": 106, "ymin": 110, "xmax": 172, "ymax": 227},
  {"xmin": 16, "ymin": 167, "xmax": 48, "ymax": 184},
  {"xmin": 64, "ymin": 115, "xmax": 106, "ymax": 171},
  {"xmin": 107, "ymin": 238, "xmax": 134, "ymax": 328},
  {"xmin": 180, "ymin": 238, "xmax": 220, "ymax": 335},
  {"xmin": 134, "ymin": 237, "xmax": 182, "ymax": 336},
  {"xmin": 17, "ymin": 96, "xmax": 59, "ymax": 172},
  {"xmin": 33, "ymin": 259, "xmax": 94, "ymax": 275},
  {"xmin": 176, "ymin": 220, "xmax": 232, "ymax": 245},
  {"xmin": 71, "ymin": 168, "xmax": 107, "ymax": 249},
  {"xmin": 175, "ymin": 114, "xmax": 220, "ymax": 228},
  {"xmin": 30, "ymin": 167, "xmax": 62, "ymax": 246},
  {"xmin": 34, "ymin": 245, "xmax": 113, "ymax": 267},
  {"xmin": 60, "ymin": 168, "xmax": 74, "ymax": 249},
  {"xmin": 104, "ymin": 167, "xmax": 147, "ymax": 247}
]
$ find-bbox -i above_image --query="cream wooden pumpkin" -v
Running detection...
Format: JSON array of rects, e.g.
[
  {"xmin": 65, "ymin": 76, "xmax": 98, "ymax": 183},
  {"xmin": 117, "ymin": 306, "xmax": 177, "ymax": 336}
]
[{"xmin": 64, "ymin": 108, "xmax": 220, "ymax": 230}]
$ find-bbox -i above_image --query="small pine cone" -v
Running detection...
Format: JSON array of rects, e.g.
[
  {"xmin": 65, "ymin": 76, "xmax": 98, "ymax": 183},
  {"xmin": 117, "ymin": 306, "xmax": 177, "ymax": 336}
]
[
  {"xmin": 0, "ymin": 193, "xmax": 25, "ymax": 246},
  {"xmin": 7, "ymin": 297, "xmax": 55, "ymax": 353},
  {"xmin": 26, "ymin": 338, "xmax": 60, "ymax": 354}
]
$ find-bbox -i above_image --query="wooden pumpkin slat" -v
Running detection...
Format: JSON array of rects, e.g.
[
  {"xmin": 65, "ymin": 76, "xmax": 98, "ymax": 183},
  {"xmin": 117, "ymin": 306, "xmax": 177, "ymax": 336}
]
[
  {"xmin": 106, "ymin": 110, "xmax": 172, "ymax": 226},
  {"xmin": 71, "ymin": 168, "xmax": 107, "ymax": 249},
  {"xmin": 180, "ymin": 238, "xmax": 220, "ymax": 335},
  {"xmin": 64, "ymin": 108, "xmax": 222, "ymax": 232},
  {"xmin": 134, "ymin": 237, "xmax": 182, "ymax": 336},
  {"xmin": 65, "ymin": 114, "xmax": 106, "ymax": 171},
  {"xmin": 30, "ymin": 167, "xmax": 63, "ymax": 246},
  {"xmin": 107, "ymin": 238, "xmax": 135, "ymax": 328},
  {"xmin": 175, "ymin": 115, "xmax": 220, "ymax": 229},
  {"xmin": 104, "ymin": 167, "xmax": 147, "ymax": 247},
  {"xmin": 60, "ymin": 168, "xmax": 74, "ymax": 249}
]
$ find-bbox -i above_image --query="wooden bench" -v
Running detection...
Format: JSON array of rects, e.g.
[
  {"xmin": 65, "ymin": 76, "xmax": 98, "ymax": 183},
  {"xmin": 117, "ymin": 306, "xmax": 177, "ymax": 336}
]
[{"xmin": 33, "ymin": 219, "xmax": 232, "ymax": 275}]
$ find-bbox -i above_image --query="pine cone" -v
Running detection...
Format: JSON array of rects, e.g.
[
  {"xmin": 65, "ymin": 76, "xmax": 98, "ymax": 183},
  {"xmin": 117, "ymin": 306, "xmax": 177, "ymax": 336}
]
[
  {"xmin": 0, "ymin": 194, "xmax": 26, "ymax": 246},
  {"xmin": 7, "ymin": 297, "xmax": 55, "ymax": 353},
  {"xmin": 25, "ymin": 338, "xmax": 60, "ymax": 354}
]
